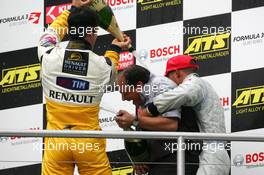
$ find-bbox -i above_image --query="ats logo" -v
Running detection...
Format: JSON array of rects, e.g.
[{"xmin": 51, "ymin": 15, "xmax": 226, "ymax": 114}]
[
  {"xmin": 0, "ymin": 12, "xmax": 41, "ymax": 26},
  {"xmin": 0, "ymin": 64, "xmax": 41, "ymax": 94},
  {"xmin": 118, "ymin": 52, "xmax": 134, "ymax": 71},
  {"xmin": 233, "ymin": 85, "xmax": 264, "ymax": 115},
  {"xmin": 46, "ymin": 3, "xmax": 71, "ymax": 24},
  {"xmin": 138, "ymin": 0, "xmax": 182, "ymax": 11},
  {"xmin": 184, "ymin": 32, "xmax": 230, "ymax": 60}
]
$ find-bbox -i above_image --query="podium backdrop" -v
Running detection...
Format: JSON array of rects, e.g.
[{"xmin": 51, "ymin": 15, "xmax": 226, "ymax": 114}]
[{"xmin": 1, "ymin": 0, "xmax": 264, "ymax": 174}]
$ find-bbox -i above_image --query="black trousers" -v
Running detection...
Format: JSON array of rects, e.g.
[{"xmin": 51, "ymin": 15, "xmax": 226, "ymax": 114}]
[{"xmin": 147, "ymin": 152, "xmax": 199, "ymax": 175}]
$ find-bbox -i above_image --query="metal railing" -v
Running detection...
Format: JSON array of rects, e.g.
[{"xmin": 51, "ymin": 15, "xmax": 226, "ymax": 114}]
[{"xmin": 1, "ymin": 130, "xmax": 264, "ymax": 175}]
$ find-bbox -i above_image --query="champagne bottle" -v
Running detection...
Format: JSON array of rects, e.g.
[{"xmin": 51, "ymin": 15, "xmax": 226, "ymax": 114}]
[
  {"xmin": 124, "ymin": 127, "xmax": 150, "ymax": 164},
  {"xmin": 86, "ymin": 0, "xmax": 124, "ymax": 41}
]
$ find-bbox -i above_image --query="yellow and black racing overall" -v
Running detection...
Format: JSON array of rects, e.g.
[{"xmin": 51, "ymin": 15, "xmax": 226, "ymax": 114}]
[{"xmin": 38, "ymin": 8, "xmax": 120, "ymax": 175}]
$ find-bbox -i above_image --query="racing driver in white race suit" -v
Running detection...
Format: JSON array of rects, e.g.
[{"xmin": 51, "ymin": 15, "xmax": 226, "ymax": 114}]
[{"xmin": 140, "ymin": 55, "xmax": 231, "ymax": 175}]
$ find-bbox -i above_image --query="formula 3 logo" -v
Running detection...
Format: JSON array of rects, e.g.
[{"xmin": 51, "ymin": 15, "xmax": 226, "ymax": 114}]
[
  {"xmin": 0, "ymin": 12, "xmax": 41, "ymax": 26},
  {"xmin": 28, "ymin": 12, "xmax": 41, "ymax": 24}
]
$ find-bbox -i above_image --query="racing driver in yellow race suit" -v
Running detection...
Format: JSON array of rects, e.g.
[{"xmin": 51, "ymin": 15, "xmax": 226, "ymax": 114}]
[{"xmin": 37, "ymin": 0, "xmax": 131, "ymax": 174}]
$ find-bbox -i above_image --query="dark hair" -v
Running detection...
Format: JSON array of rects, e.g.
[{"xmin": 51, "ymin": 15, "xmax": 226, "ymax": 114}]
[
  {"xmin": 68, "ymin": 7, "xmax": 99, "ymax": 40},
  {"xmin": 121, "ymin": 65, "xmax": 150, "ymax": 86}
]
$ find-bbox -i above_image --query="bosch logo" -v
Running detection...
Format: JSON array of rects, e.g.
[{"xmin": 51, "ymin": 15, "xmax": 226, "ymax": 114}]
[
  {"xmin": 150, "ymin": 45, "xmax": 180, "ymax": 58},
  {"xmin": 245, "ymin": 152, "xmax": 264, "ymax": 164},
  {"xmin": 233, "ymin": 154, "xmax": 244, "ymax": 167},
  {"xmin": 233, "ymin": 152, "xmax": 264, "ymax": 167},
  {"xmin": 139, "ymin": 49, "xmax": 148, "ymax": 60},
  {"xmin": 106, "ymin": 0, "xmax": 134, "ymax": 6}
]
